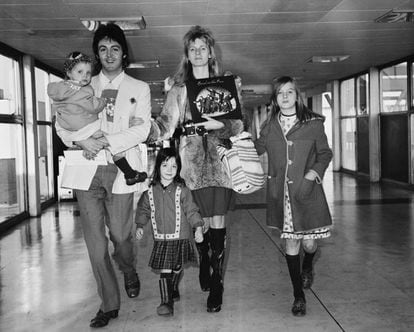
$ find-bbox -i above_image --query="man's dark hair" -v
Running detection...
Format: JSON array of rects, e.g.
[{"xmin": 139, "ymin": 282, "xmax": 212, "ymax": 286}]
[{"xmin": 92, "ymin": 23, "xmax": 129, "ymax": 71}]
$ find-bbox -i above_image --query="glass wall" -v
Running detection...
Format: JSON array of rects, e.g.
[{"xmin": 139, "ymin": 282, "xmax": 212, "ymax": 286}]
[
  {"xmin": 339, "ymin": 74, "xmax": 370, "ymax": 173},
  {"xmin": 35, "ymin": 67, "xmax": 54, "ymax": 203},
  {"xmin": 357, "ymin": 74, "xmax": 369, "ymax": 116},
  {"xmin": 379, "ymin": 61, "xmax": 409, "ymax": 183},
  {"xmin": 380, "ymin": 62, "xmax": 407, "ymax": 113},
  {"xmin": 0, "ymin": 54, "xmax": 26, "ymax": 224},
  {"xmin": 340, "ymin": 78, "xmax": 357, "ymax": 171}
]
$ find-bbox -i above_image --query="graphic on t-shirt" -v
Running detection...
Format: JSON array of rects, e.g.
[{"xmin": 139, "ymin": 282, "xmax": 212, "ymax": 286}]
[{"xmin": 101, "ymin": 89, "xmax": 118, "ymax": 122}]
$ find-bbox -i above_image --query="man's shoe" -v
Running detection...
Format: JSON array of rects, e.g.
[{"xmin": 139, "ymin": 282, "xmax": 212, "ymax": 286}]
[
  {"xmin": 124, "ymin": 272, "xmax": 140, "ymax": 298},
  {"xmin": 302, "ymin": 270, "xmax": 313, "ymax": 289},
  {"xmin": 291, "ymin": 297, "xmax": 306, "ymax": 316},
  {"xmin": 126, "ymin": 171, "xmax": 147, "ymax": 185},
  {"xmin": 90, "ymin": 309, "xmax": 118, "ymax": 328}
]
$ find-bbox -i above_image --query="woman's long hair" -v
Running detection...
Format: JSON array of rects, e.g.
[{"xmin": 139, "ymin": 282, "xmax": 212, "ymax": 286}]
[
  {"xmin": 269, "ymin": 76, "xmax": 324, "ymax": 123},
  {"xmin": 172, "ymin": 25, "xmax": 221, "ymax": 85},
  {"xmin": 151, "ymin": 147, "xmax": 185, "ymax": 186}
]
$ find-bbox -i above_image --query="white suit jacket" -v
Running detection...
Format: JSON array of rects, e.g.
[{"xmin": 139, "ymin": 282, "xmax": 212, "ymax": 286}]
[{"xmin": 57, "ymin": 72, "xmax": 151, "ymax": 193}]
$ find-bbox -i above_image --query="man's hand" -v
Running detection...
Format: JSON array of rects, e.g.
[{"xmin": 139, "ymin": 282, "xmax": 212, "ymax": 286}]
[{"xmin": 75, "ymin": 137, "xmax": 108, "ymax": 155}]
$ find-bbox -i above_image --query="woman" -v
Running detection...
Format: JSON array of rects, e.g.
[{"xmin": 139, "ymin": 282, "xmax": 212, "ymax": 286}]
[
  {"xmin": 148, "ymin": 25, "xmax": 244, "ymax": 313},
  {"xmin": 254, "ymin": 76, "xmax": 332, "ymax": 316}
]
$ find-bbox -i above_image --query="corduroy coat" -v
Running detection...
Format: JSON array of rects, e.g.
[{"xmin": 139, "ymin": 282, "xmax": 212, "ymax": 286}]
[{"xmin": 254, "ymin": 113, "xmax": 333, "ymax": 232}]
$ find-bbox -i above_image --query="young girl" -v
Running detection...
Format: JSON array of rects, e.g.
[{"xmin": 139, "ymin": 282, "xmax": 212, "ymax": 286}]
[
  {"xmin": 135, "ymin": 147, "xmax": 204, "ymax": 316},
  {"xmin": 254, "ymin": 76, "xmax": 333, "ymax": 316},
  {"xmin": 48, "ymin": 51, "xmax": 147, "ymax": 185}
]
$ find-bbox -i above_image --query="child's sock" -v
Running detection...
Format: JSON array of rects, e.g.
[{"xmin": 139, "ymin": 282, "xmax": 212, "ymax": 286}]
[{"xmin": 285, "ymin": 254, "xmax": 305, "ymax": 300}]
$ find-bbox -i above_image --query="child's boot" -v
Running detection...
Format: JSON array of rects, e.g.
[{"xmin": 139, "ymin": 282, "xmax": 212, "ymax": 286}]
[
  {"xmin": 172, "ymin": 269, "xmax": 183, "ymax": 302},
  {"xmin": 125, "ymin": 170, "xmax": 148, "ymax": 185},
  {"xmin": 207, "ymin": 228, "xmax": 226, "ymax": 313},
  {"xmin": 157, "ymin": 273, "xmax": 174, "ymax": 316}
]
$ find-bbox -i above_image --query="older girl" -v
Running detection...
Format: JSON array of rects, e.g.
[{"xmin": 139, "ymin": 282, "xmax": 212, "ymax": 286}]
[{"xmin": 255, "ymin": 76, "xmax": 332, "ymax": 316}]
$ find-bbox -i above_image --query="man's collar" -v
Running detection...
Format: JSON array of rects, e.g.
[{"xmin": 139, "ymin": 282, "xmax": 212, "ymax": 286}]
[{"xmin": 99, "ymin": 70, "xmax": 125, "ymax": 88}]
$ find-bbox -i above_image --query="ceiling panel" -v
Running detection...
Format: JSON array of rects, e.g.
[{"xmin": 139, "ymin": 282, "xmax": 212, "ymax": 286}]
[{"xmin": 0, "ymin": 0, "xmax": 413, "ymax": 111}]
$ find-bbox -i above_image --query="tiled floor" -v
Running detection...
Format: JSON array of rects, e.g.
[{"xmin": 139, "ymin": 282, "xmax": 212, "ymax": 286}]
[{"xmin": 1, "ymin": 171, "xmax": 414, "ymax": 331}]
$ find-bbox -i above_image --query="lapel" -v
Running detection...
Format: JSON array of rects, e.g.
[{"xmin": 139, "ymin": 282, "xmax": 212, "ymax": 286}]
[{"xmin": 113, "ymin": 76, "xmax": 130, "ymax": 131}]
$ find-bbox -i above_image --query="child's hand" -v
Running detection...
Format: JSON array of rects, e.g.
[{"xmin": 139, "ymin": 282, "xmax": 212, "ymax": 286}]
[
  {"xmin": 136, "ymin": 228, "xmax": 144, "ymax": 240},
  {"xmin": 194, "ymin": 227, "xmax": 204, "ymax": 243}
]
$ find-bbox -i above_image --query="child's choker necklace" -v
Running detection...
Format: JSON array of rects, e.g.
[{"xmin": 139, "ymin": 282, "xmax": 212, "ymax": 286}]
[{"xmin": 280, "ymin": 112, "xmax": 296, "ymax": 117}]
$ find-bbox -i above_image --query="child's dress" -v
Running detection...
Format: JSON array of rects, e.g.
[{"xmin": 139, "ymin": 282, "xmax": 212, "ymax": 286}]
[
  {"xmin": 135, "ymin": 182, "xmax": 204, "ymax": 270},
  {"xmin": 278, "ymin": 113, "xmax": 331, "ymax": 240}
]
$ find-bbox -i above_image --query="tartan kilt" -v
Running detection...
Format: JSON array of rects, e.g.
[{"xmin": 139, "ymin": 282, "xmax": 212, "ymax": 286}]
[{"xmin": 149, "ymin": 239, "xmax": 197, "ymax": 270}]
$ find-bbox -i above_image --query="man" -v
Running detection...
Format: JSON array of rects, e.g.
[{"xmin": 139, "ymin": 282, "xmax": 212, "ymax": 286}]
[{"xmin": 56, "ymin": 23, "xmax": 151, "ymax": 328}]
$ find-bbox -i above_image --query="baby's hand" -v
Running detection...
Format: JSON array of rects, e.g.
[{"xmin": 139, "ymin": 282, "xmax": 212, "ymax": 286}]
[
  {"xmin": 194, "ymin": 227, "xmax": 204, "ymax": 243},
  {"xmin": 135, "ymin": 228, "xmax": 144, "ymax": 240}
]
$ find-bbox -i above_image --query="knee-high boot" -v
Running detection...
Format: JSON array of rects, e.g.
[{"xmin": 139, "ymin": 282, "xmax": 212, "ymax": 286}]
[
  {"xmin": 207, "ymin": 228, "xmax": 226, "ymax": 313},
  {"xmin": 157, "ymin": 273, "xmax": 174, "ymax": 316},
  {"xmin": 195, "ymin": 229, "xmax": 211, "ymax": 292}
]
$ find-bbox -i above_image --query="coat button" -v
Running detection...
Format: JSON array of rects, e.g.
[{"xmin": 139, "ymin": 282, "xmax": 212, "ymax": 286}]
[
  {"xmin": 288, "ymin": 160, "xmax": 293, "ymax": 165},
  {"xmin": 287, "ymin": 140, "xmax": 293, "ymax": 146}
]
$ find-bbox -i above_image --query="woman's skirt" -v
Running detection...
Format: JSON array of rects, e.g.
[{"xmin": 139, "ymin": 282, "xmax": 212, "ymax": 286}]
[
  {"xmin": 149, "ymin": 239, "xmax": 197, "ymax": 270},
  {"xmin": 192, "ymin": 186, "xmax": 236, "ymax": 218}
]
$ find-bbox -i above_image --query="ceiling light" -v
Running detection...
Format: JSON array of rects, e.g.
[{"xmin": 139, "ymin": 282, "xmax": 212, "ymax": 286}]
[
  {"xmin": 128, "ymin": 60, "xmax": 160, "ymax": 69},
  {"xmin": 375, "ymin": 9, "xmax": 414, "ymax": 23},
  {"xmin": 81, "ymin": 17, "xmax": 146, "ymax": 32},
  {"xmin": 306, "ymin": 55, "xmax": 350, "ymax": 63}
]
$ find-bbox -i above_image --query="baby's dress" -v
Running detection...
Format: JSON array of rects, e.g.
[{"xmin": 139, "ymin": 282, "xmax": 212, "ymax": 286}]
[{"xmin": 279, "ymin": 113, "xmax": 331, "ymax": 240}]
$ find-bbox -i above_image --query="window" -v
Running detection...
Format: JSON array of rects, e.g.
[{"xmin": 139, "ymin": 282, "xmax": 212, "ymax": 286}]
[
  {"xmin": 340, "ymin": 78, "xmax": 356, "ymax": 116},
  {"xmin": 357, "ymin": 74, "xmax": 369, "ymax": 116},
  {"xmin": 380, "ymin": 62, "xmax": 407, "ymax": 113},
  {"xmin": 35, "ymin": 67, "xmax": 54, "ymax": 203},
  {"xmin": 0, "ymin": 54, "xmax": 26, "ymax": 223}
]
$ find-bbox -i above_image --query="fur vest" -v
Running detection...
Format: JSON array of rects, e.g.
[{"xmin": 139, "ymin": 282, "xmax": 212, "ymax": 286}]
[{"xmin": 150, "ymin": 84, "xmax": 244, "ymax": 190}]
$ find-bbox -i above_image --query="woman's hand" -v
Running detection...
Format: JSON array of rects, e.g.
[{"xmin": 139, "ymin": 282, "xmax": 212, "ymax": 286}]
[
  {"xmin": 199, "ymin": 115, "xmax": 224, "ymax": 131},
  {"xmin": 202, "ymin": 218, "xmax": 210, "ymax": 233},
  {"xmin": 135, "ymin": 228, "xmax": 144, "ymax": 240},
  {"xmin": 194, "ymin": 227, "xmax": 204, "ymax": 243}
]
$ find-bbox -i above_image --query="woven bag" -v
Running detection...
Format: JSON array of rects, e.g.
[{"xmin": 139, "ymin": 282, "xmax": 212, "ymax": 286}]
[{"xmin": 216, "ymin": 132, "xmax": 265, "ymax": 194}]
